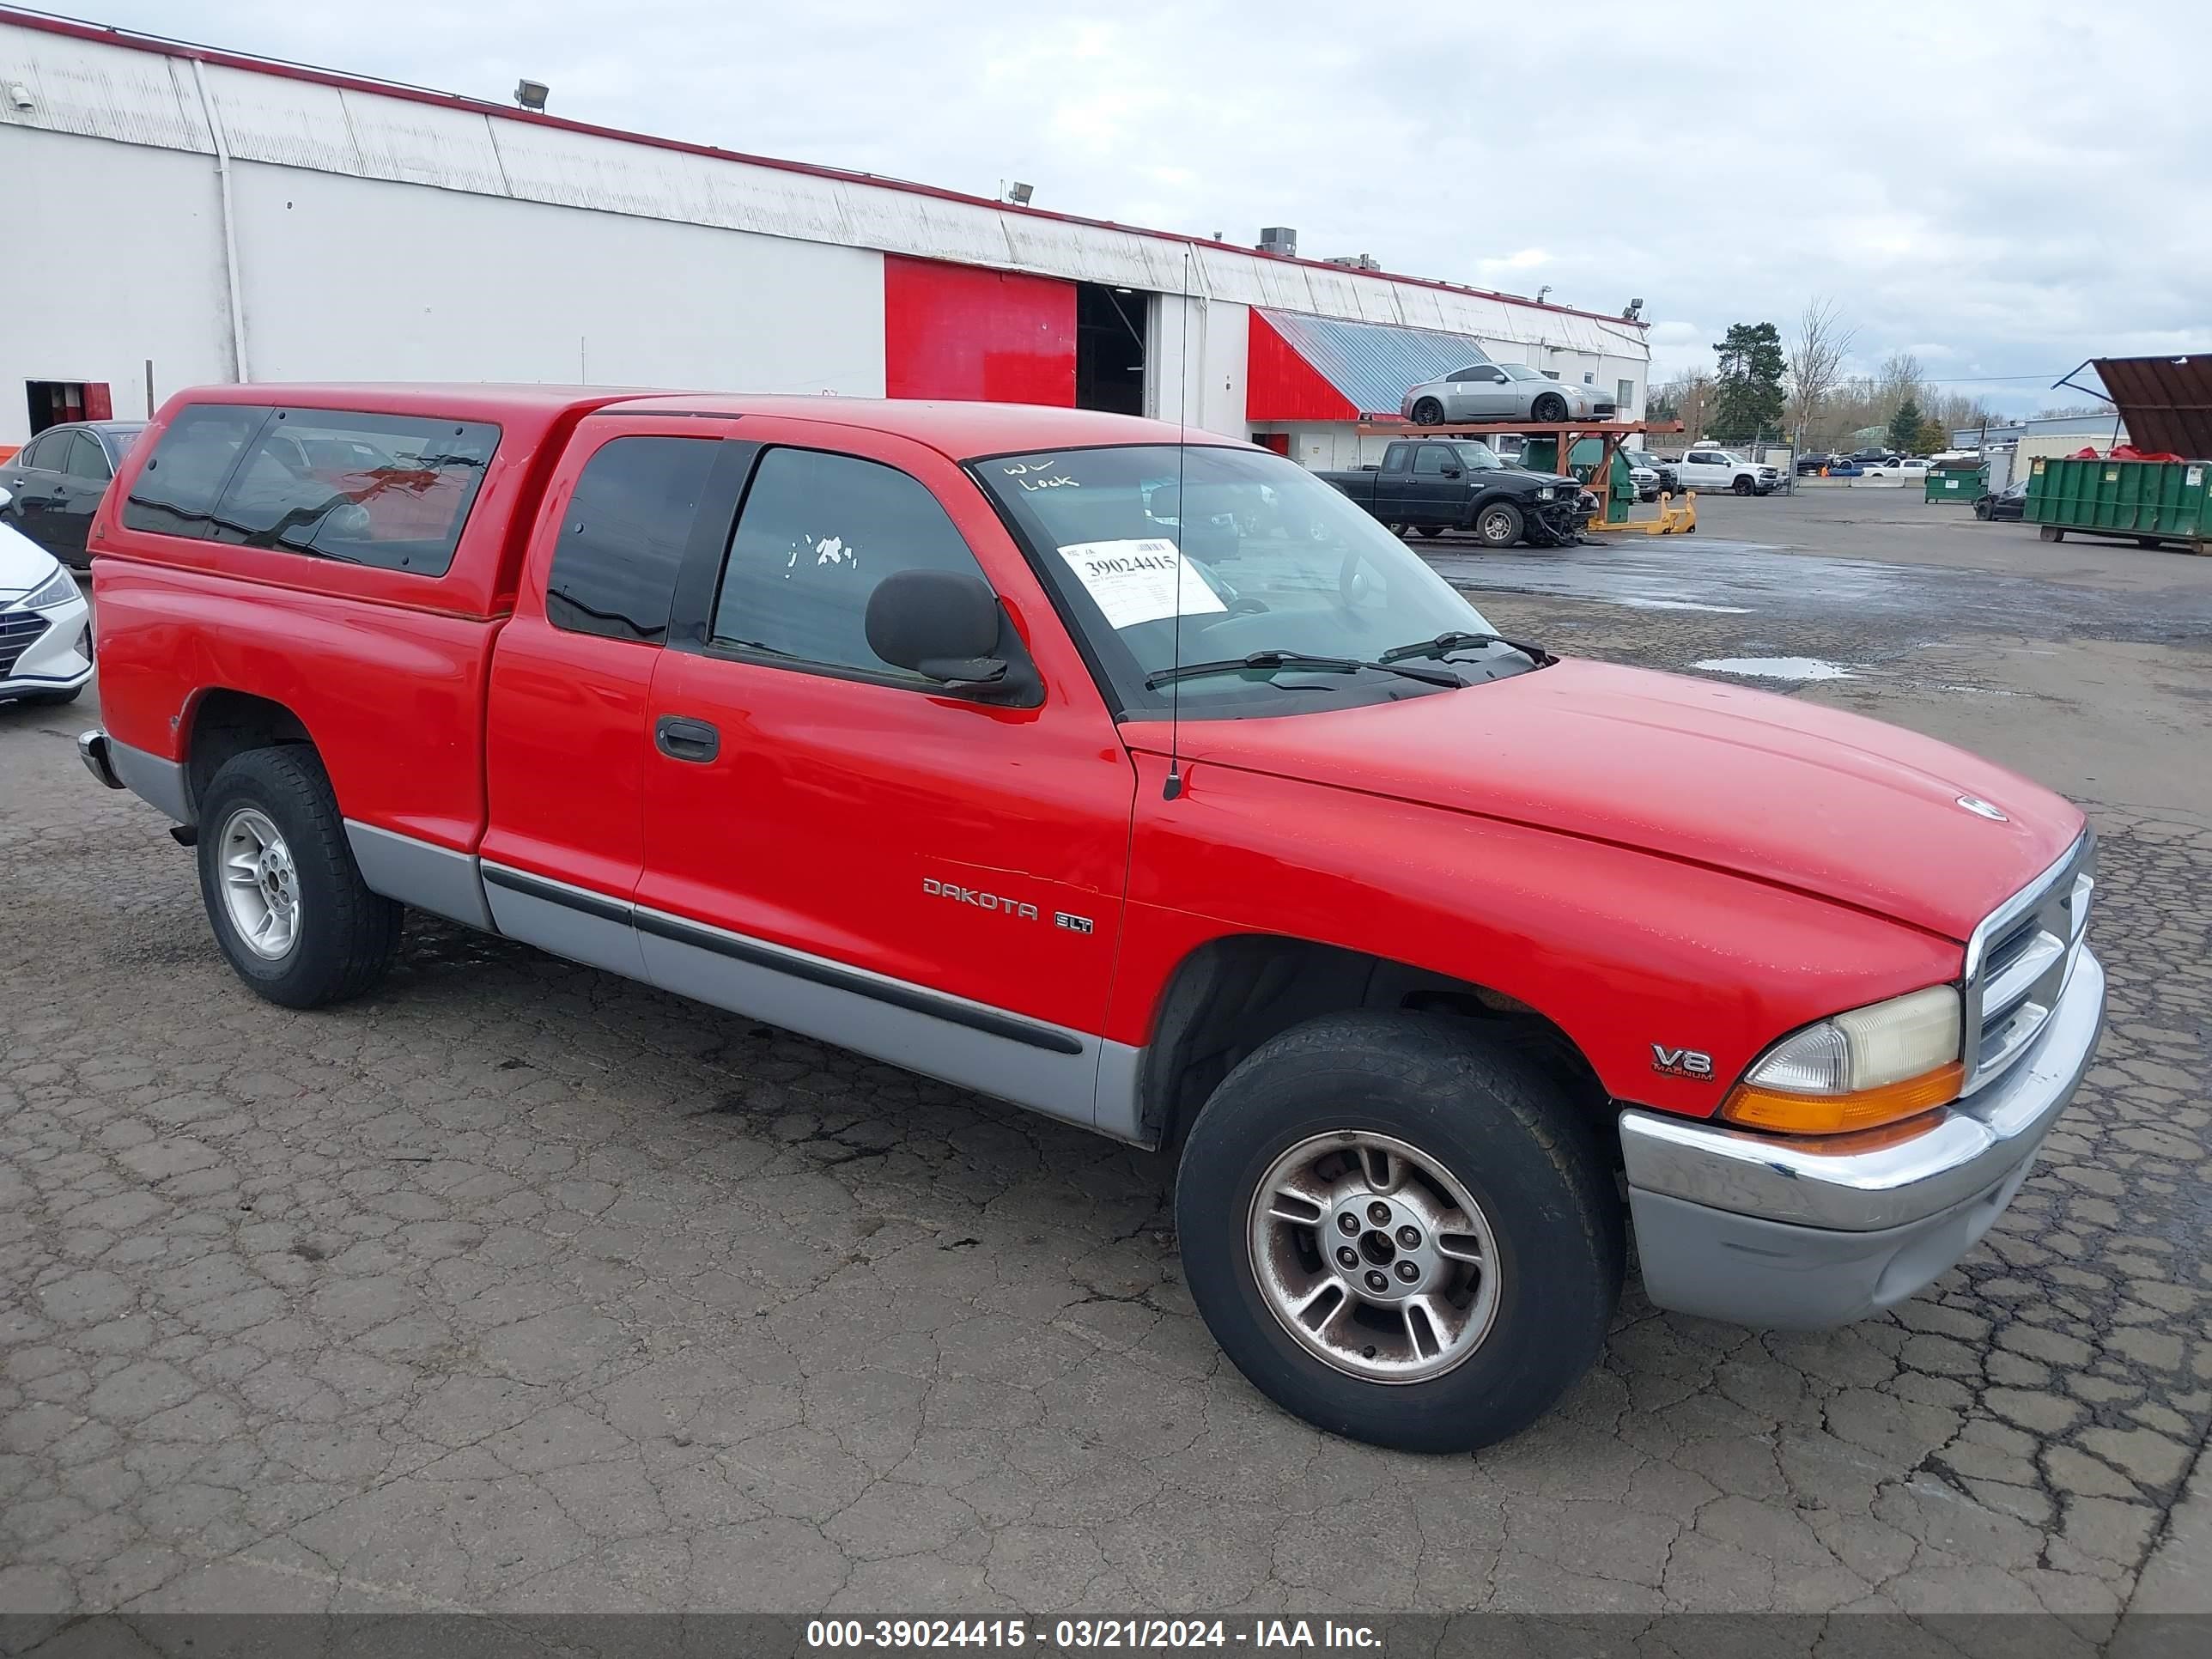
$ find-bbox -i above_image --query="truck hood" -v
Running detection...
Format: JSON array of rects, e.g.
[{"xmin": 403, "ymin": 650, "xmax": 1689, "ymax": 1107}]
[{"xmin": 1142, "ymin": 659, "xmax": 2081, "ymax": 939}]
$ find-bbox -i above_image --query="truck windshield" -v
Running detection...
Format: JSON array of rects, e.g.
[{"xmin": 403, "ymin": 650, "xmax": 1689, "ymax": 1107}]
[
  {"xmin": 975, "ymin": 444, "xmax": 1534, "ymax": 714},
  {"xmin": 1444, "ymin": 442, "xmax": 1506, "ymax": 471}
]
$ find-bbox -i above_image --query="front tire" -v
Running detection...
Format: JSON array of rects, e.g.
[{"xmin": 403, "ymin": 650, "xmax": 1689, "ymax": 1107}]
[
  {"xmin": 196, "ymin": 746, "xmax": 401, "ymax": 1009},
  {"xmin": 1410, "ymin": 398, "xmax": 1444, "ymax": 427},
  {"xmin": 1530, "ymin": 392, "xmax": 1568, "ymax": 423},
  {"xmin": 1175, "ymin": 1012, "xmax": 1624, "ymax": 1453},
  {"xmin": 1732, "ymin": 476, "xmax": 1754, "ymax": 496},
  {"xmin": 1474, "ymin": 501, "xmax": 1524, "ymax": 547}
]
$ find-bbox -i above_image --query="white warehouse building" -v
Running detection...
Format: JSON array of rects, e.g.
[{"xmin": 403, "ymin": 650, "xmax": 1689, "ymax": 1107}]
[{"xmin": 0, "ymin": 9, "xmax": 1649, "ymax": 460}]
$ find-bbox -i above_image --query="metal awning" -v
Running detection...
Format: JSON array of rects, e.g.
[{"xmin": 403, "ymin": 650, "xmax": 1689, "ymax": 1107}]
[
  {"xmin": 1252, "ymin": 308, "xmax": 1493, "ymax": 421},
  {"xmin": 2087, "ymin": 355, "xmax": 2212, "ymax": 459}
]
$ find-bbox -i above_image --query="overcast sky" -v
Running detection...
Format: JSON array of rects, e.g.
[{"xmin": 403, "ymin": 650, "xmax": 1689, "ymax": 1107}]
[{"xmin": 65, "ymin": 0, "xmax": 2212, "ymax": 417}]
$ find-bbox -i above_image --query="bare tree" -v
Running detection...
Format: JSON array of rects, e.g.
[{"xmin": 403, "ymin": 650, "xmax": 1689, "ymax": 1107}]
[
  {"xmin": 1784, "ymin": 298, "xmax": 1856, "ymax": 444},
  {"xmin": 1654, "ymin": 371, "xmax": 1717, "ymax": 446}
]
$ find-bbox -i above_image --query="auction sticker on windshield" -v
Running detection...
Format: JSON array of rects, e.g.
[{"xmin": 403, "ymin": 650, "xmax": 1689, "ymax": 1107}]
[{"xmin": 1056, "ymin": 539, "xmax": 1228, "ymax": 630}]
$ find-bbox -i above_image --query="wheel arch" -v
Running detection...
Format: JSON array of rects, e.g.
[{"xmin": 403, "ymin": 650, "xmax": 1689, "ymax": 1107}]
[
  {"xmin": 179, "ymin": 688, "xmax": 322, "ymax": 824},
  {"xmin": 1131, "ymin": 933, "xmax": 1609, "ymax": 1154}
]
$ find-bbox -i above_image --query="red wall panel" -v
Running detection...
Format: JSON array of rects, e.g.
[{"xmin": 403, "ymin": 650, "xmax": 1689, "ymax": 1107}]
[
  {"xmin": 1245, "ymin": 311, "xmax": 1359, "ymax": 423},
  {"xmin": 884, "ymin": 254, "xmax": 1077, "ymax": 405}
]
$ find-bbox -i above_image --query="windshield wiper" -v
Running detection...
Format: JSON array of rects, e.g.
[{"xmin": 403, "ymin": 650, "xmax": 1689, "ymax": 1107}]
[
  {"xmin": 1145, "ymin": 649, "xmax": 1462, "ymax": 690},
  {"xmin": 1379, "ymin": 630, "xmax": 1547, "ymax": 665}
]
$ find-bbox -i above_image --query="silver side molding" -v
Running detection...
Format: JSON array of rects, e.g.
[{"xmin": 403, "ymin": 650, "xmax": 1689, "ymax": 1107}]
[
  {"xmin": 346, "ymin": 821, "xmax": 493, "ymax": 931},
  {"xmin": 474, "ymin": 849, "xmax": 1120, "ymax": 1134}
]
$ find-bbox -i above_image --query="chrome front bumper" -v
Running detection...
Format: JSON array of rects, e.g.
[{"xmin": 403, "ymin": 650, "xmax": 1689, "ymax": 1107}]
[{"xmin": 1620, "ymin": 947, "xmax": 2105, "ymax": 1328}]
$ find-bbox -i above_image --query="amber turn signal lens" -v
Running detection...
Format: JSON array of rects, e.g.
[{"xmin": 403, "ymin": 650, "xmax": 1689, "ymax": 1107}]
[{"xmin": 1720, "ymin": 1060, "xmax": 1964, "ymax": 1136}]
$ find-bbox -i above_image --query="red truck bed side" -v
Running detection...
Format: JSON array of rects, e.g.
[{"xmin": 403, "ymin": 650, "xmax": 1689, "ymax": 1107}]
[{"xmin": 89, "ymin": 386, "xmax": 632, "ymax": 852}]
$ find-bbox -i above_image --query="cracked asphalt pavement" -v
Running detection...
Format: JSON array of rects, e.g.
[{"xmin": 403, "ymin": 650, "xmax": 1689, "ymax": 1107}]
[{"xmin": 2, "ymin": 493, "xmax": 2209, "ymax": 1628}]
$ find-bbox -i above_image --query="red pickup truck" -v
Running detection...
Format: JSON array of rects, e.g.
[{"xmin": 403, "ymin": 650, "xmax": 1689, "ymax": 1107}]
[{"xmin": 80, "ymin": 385, "xmax": 2104, "ymax": 1452}]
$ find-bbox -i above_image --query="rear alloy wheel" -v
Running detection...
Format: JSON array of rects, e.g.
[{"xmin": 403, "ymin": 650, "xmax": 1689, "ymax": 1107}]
[
  {"xmin": 1475, "ymin": 501, "xmax": 1523, "ymax": 547},
  {"xmin": 196, "ymin": 746, "xmax": 402, "ymax": 1008},
  {"xmin": 1531, "ymin": 392, "xmax": 1568, "ymax": 423},
  {"xmin": 1176, "ymin": 1012, "xmax": 1624, "ymax": 1452},
  {"xmin": 1410, "ymin": 398, "xmax": 1444, "ymax": 427}
]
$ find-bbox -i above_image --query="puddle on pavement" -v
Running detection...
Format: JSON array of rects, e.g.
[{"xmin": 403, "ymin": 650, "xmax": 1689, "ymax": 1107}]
[
  {"xmin": 1616, "ymin": 598, "xmax": 1753, "ymax": 614},
  {"xmin": 1693, "ymin": 656, "xmax": 1859, "ymax": 681}
]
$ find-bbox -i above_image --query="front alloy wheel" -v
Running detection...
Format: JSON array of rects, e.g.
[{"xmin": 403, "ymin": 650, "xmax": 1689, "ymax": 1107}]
[
  {"xmin": 1175, "ymin": 1012, "xmax": 1624, "ymax": 1452},
  {"xmin": 1249, "ymin": 1132, "xmax": 1502, "ymax": 1382},
  {"xmin": 1476, "ymin": 501, "xmax": 1523, "ymax": 547}
]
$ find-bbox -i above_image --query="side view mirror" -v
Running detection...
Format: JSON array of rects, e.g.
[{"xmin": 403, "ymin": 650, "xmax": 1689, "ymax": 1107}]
[{"xmin": 865, "ymin": 569, "xmax": 1039, "ymax": 704}]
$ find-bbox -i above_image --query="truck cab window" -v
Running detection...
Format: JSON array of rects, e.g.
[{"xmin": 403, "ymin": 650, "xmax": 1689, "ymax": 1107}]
[
  {"xmin": 546, "ymin": 435, "xmax": 722, "ymax": 642},
  {"xmin": 711, "ymin": 447, "xmax": 994, "ymax": 680},
  {"xmin": 1413, "ymin": 446, "xmax": 1454, "ymax": 476},
  {"xmin": 1381, "ymin": 445, "xmax": 1412, "ymax": 474}
]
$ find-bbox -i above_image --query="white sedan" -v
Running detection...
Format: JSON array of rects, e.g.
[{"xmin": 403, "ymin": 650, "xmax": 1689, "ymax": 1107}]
[{"xmin": 0, "ymin": 487, "xmax": 94, "ymax": 706}]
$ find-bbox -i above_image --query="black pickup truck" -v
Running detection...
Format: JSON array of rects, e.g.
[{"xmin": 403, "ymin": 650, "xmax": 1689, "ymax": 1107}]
[{"xmin": 1316, "ymin": 439, "xmax": 1594, "ymax": 548}]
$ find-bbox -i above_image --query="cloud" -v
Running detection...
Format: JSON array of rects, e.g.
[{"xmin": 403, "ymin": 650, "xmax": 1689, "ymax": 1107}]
[{"xmin": 82, "ymin": 0, "xmax": 2212, "ymax": 419}]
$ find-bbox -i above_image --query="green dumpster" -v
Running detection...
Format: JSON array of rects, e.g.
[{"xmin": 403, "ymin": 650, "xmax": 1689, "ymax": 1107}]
[
  {"xmin": 1565, "ymin": 438, "xmax": 1636, "ymax": 516},
  {"xmin": 2026, "ymin": 456, "xmax": 2209, "ymax": 551},
  {"xmin": 1925, "ymin": 466, "xmax": 1984, "ymax": 503}
]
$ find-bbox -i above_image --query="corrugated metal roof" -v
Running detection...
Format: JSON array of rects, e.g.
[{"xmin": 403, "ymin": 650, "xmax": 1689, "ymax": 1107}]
[
  {"xmin": 2093, "ymin": 356, "xmax": 2212, "ymax": 460},
  {"xmin": 1255, "ymin": 309, "xmax": 1492, "ymax": 418}
]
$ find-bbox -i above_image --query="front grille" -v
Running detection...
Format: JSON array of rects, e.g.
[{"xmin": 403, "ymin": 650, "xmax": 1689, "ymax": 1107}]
[
  {"xmin": 1960, "ymin": 832, "xmax": 2094, "ymax": 1094},
  {"xmin": 0, "ymin": 611, "xmax": 50, "ymax": 676}
]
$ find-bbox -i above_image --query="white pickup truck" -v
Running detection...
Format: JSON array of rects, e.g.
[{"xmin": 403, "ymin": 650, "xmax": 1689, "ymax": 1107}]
[{"xmin": 1671, "ymin": 446, "xmax": 1781, "ymax": 496}]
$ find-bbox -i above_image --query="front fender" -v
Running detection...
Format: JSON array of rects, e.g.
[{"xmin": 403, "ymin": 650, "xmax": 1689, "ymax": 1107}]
[{"xmin": 1108, "ymin": 755, "xmax": 1961, "ymax": 1120}]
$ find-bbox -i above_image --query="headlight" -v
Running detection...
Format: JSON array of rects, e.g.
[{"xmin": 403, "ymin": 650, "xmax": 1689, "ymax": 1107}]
[
  {"xmin": 1535, "ymin": 487, "xmax": 1554, "ymax": 500},
  {"xmin": 1722, "ymin": 984, "xmax": 1962, "ymax": 1134},
  {"xmin": 22, "ymin": 565, "xmax": 78, "ymax": 611}
]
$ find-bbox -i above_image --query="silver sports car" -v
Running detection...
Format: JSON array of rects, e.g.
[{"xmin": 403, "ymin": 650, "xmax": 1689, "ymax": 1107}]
[{"xmin": 1401, "ymin": 364, "xmax": 1616, "ymax": 426}]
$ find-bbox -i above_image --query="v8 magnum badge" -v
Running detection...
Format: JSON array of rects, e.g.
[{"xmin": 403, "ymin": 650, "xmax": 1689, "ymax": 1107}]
[{"xmin": 1650, "ymin": 1043, "xmax": 1714, "ymax": 1079}]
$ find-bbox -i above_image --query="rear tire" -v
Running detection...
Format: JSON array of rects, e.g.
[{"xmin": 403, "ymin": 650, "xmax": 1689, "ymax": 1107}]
[
  {"xmin": 1415, "ymin": 525, "xmax": 1444, "ymax": 539},
  {"xmin": 1410, "ymin": 398, "xmax": 1444, "ymax": 427},
  {"xmin": 1175, "ymin": 1012, "xmax": 1623, "ymax": 1452},
  {"xmin": 195, "ymin": 746, "xmax": 401, "ymax": 1009},
  {"xmin": 2040, "ymin": 525, "xmax": 2064, "ymax": 542},
  {"xmin": 1474, "ymin": 501, "xmax": 1524, "ymax": 548},
  {"xmin": 1531, "ymin": 392, "xmax": 1568, "ymax": 423}
]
